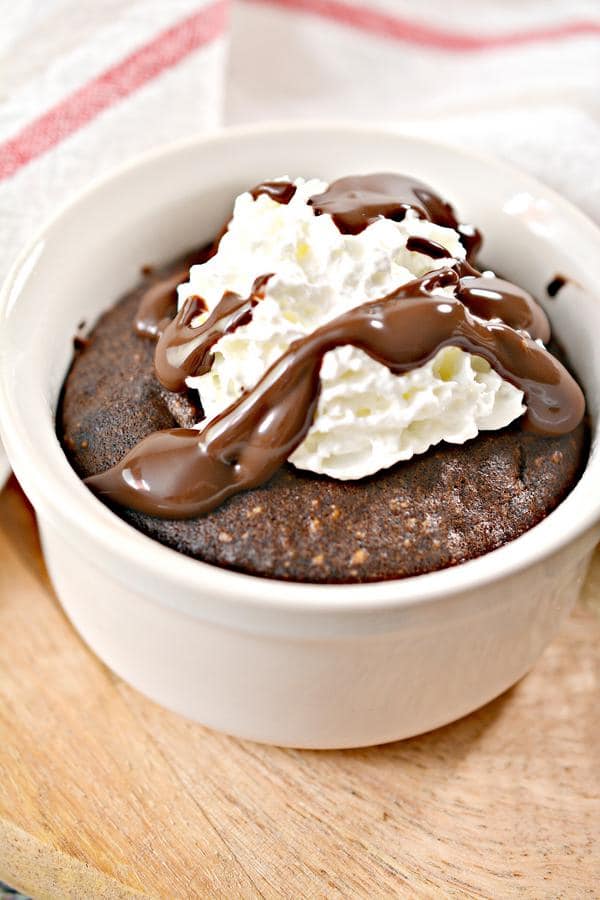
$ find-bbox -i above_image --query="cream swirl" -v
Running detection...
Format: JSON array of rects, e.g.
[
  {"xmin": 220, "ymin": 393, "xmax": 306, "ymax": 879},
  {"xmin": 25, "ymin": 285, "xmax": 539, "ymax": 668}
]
[{"xmin": 176, "ymin": 177, "xmax": 525, "ymax": 479}]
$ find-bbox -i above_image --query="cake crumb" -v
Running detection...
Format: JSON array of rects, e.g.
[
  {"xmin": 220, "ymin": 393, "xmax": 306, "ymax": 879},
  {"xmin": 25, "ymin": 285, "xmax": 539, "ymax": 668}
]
[
  {"xmin": 355, "ymin": 530, "xmax": 366, "ymax": 539},
  {"xmin": 80, "ymin": 439, "xmax": 89, "ymax": 450},
  {"xmin": 309, "ymin": 517, "xmax": 321, "ymax": 533},
  {"xmin": 330, "ymin": 506, "xmax": 341, "ymax": 521},
  {"xmin": 311, "ymin": 498, "xmax": 320, "ymax": 508},
  {"xmin": 405, "ymin": 517, "xmax": 417, "ymax": 531},
  {"xmin": 389, "ymin": 497, "xmax": 410, "ymax": 514},
  {"xmin": 403, "ymin": 538, "xmax": 411, "ymax": 548},
  {"xmin": 551, "ymin": 451, "xmax": 563, "ymax": 464},
  {"xmin": 432, "ymin": 539, "xmax": 441, "ymax": 549},
  {"xmin": 247, "ymin": 505, "xmax": 264, "ymax": 517},
  {"xmin": 218, "ymin": 531, "xmax": 233, "ymax": 543},
  {"xmin": 312, "ymin": 553, "xmax": 324, "ymax": 566},
  {"xmin": 350, "ymin": 548, "xmax": 368, "ymax": 566}
]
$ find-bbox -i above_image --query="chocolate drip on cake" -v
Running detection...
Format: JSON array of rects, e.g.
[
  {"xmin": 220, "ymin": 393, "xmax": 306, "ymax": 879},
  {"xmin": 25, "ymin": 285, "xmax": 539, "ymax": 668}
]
[
  {"xmin": 309, "ymin": 173, "xmax": 482, "ymax": 260},
  {"xmin": 250, "ymin": 180, "xmax": 297, "ymax": 204},
  {"xmin": 86, "ymin": 268, "xmax": 583, "ymax": 519},
  {"xmin": 406, "ymin": 236, "xmax": 449, "ymax": 259},
  {"xmin": 135, "ymin": 245, "xmax": 214, "ymax": 339},
  {"xmin": 155, "ymin": 274, "xmax": 272, "ymax": 393}
]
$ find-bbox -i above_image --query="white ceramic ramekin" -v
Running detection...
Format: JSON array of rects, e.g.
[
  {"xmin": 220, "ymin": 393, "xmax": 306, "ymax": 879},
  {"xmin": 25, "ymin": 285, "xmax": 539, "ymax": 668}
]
[{"xmin": 1, "ymin": 123, "xmax": 599, "ymax": 748}]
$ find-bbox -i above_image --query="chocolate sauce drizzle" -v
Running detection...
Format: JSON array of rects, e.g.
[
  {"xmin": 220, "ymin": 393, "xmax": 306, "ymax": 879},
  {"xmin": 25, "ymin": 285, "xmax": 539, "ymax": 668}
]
[
  {"xmin": 309, "ymin": 173, "xmax": 482, "ymax": 260},
  {"xmin": 103, "ymin": 173, "xmax": 580, "ymax": 519},
  {"xmin": 135, "ymin": 268, "xmax": 191, "ymax": 339},
  {"xmin": 135, "ymin": 246, "xmax": 215, "ymax": 339},
  {"xmin": 155, "ymin": 275, "xmax": 272, "ymax": 392},
  {"xmin": 406, "ymin": 236, "xmax": 449, "ymax": 259},
  {"xmin": 455, "ymin": 267, "xmax": 550, "ymax": 343},
  {"xmin": 153, "ymin": 262, "xmax": 551, "ymax": 403},
  {"xmin": 250, "ymin": 180, "xmax": 297, "ymax": 204},
  {"xmin": 87, "ymin": 268, "xmax": 584, "ymax": 519}
]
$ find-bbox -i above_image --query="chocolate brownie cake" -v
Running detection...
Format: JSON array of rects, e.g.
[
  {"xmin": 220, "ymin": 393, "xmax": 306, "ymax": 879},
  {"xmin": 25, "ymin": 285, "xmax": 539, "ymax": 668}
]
[{"xmin": 59, "ymin": 172, "xmax": 587, "ymax": 583}]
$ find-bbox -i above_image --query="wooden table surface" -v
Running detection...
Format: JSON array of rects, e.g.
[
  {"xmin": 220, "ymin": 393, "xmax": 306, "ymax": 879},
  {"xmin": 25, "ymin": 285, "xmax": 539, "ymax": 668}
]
[{"xmin": 0, "ymin": 477, "xmax": 598, "ymax": 899}]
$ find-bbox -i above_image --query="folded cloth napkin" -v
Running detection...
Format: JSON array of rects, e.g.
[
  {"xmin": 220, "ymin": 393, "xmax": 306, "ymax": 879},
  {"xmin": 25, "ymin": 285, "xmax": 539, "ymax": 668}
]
[{"xmin": 1, "ymin": 0, "xmax": 599, "ymax": 486}]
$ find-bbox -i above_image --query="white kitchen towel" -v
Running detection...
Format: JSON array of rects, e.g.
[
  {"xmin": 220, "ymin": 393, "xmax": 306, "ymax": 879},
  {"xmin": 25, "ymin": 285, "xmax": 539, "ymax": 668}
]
[
  {"xmin": 1, "ymin": 0, "xmax": 600, "ymax": 486},
  {"xmin": 0, "ymin": 0, "xmax": 229, "ymax": 279}
]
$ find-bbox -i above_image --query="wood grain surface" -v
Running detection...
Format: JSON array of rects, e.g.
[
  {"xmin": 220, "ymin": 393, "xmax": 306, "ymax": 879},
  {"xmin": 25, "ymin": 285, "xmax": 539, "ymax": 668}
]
[{"xmin": 0, "ymin": 477, "xmax": 598, "ymax": 899}]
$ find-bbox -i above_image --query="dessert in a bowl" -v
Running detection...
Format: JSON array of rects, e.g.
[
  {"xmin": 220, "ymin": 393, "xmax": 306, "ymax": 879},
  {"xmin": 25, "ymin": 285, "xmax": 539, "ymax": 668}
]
[
  {"xmin": 60, "ymin": 173, "xmax": 586, "ymax": 583},
  {"xmin": 2, "ymin": 124, "xmax": 599, "ymax": 747}
]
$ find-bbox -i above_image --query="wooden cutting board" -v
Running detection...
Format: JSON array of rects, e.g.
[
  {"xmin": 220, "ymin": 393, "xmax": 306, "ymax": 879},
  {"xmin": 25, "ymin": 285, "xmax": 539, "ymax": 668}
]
[{"xmin": 0, "ymin": 477, "xmax": 598, "ymax": 899}]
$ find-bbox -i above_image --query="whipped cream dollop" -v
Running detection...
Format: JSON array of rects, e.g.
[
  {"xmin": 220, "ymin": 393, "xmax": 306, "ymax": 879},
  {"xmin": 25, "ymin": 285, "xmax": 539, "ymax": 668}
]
[{"xmin": 177, "ymin": 177, "xmax": 525, "ymax": 480}]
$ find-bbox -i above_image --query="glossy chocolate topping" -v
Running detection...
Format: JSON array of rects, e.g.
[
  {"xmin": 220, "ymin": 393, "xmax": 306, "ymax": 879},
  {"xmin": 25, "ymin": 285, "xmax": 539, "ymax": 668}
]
[
  {"xmin": 134, "ymin": 246, "xmax": 214, "ymax": 339},
  {"xmin": 86, "ymin": 268, "xmax": 584, "ymax": 519},
  {"xmin": 154, "ymin": 274, "xmax": 272, "ymax": 393},
  {"xmin": 457, "ymin": 273, "xmax": 551, "ymax": 343},
  {"xmin": 135, "ymin": 268, "xmax": 195, "ymax": 339},
  {"xmin": 309, "ymin": 173, "xmax": 482, "ymax": 260},
  {"xmin": 250, "ymin": 180, "xmax": 297, "ymax": 204},
  {"xmin": 406, "ymin": 235, "xmax": 449, "ymax": 259}
]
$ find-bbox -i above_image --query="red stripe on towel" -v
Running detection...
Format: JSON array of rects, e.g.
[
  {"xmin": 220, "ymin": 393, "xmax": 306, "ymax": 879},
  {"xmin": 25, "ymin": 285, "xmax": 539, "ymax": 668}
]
[
  {"xmin": 0, "ymin": 1, "xmax": 228, "ymax": 182},
  {"xmin": 249, "ymin": 0, "xmax": 600, "ymax": 52}
]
